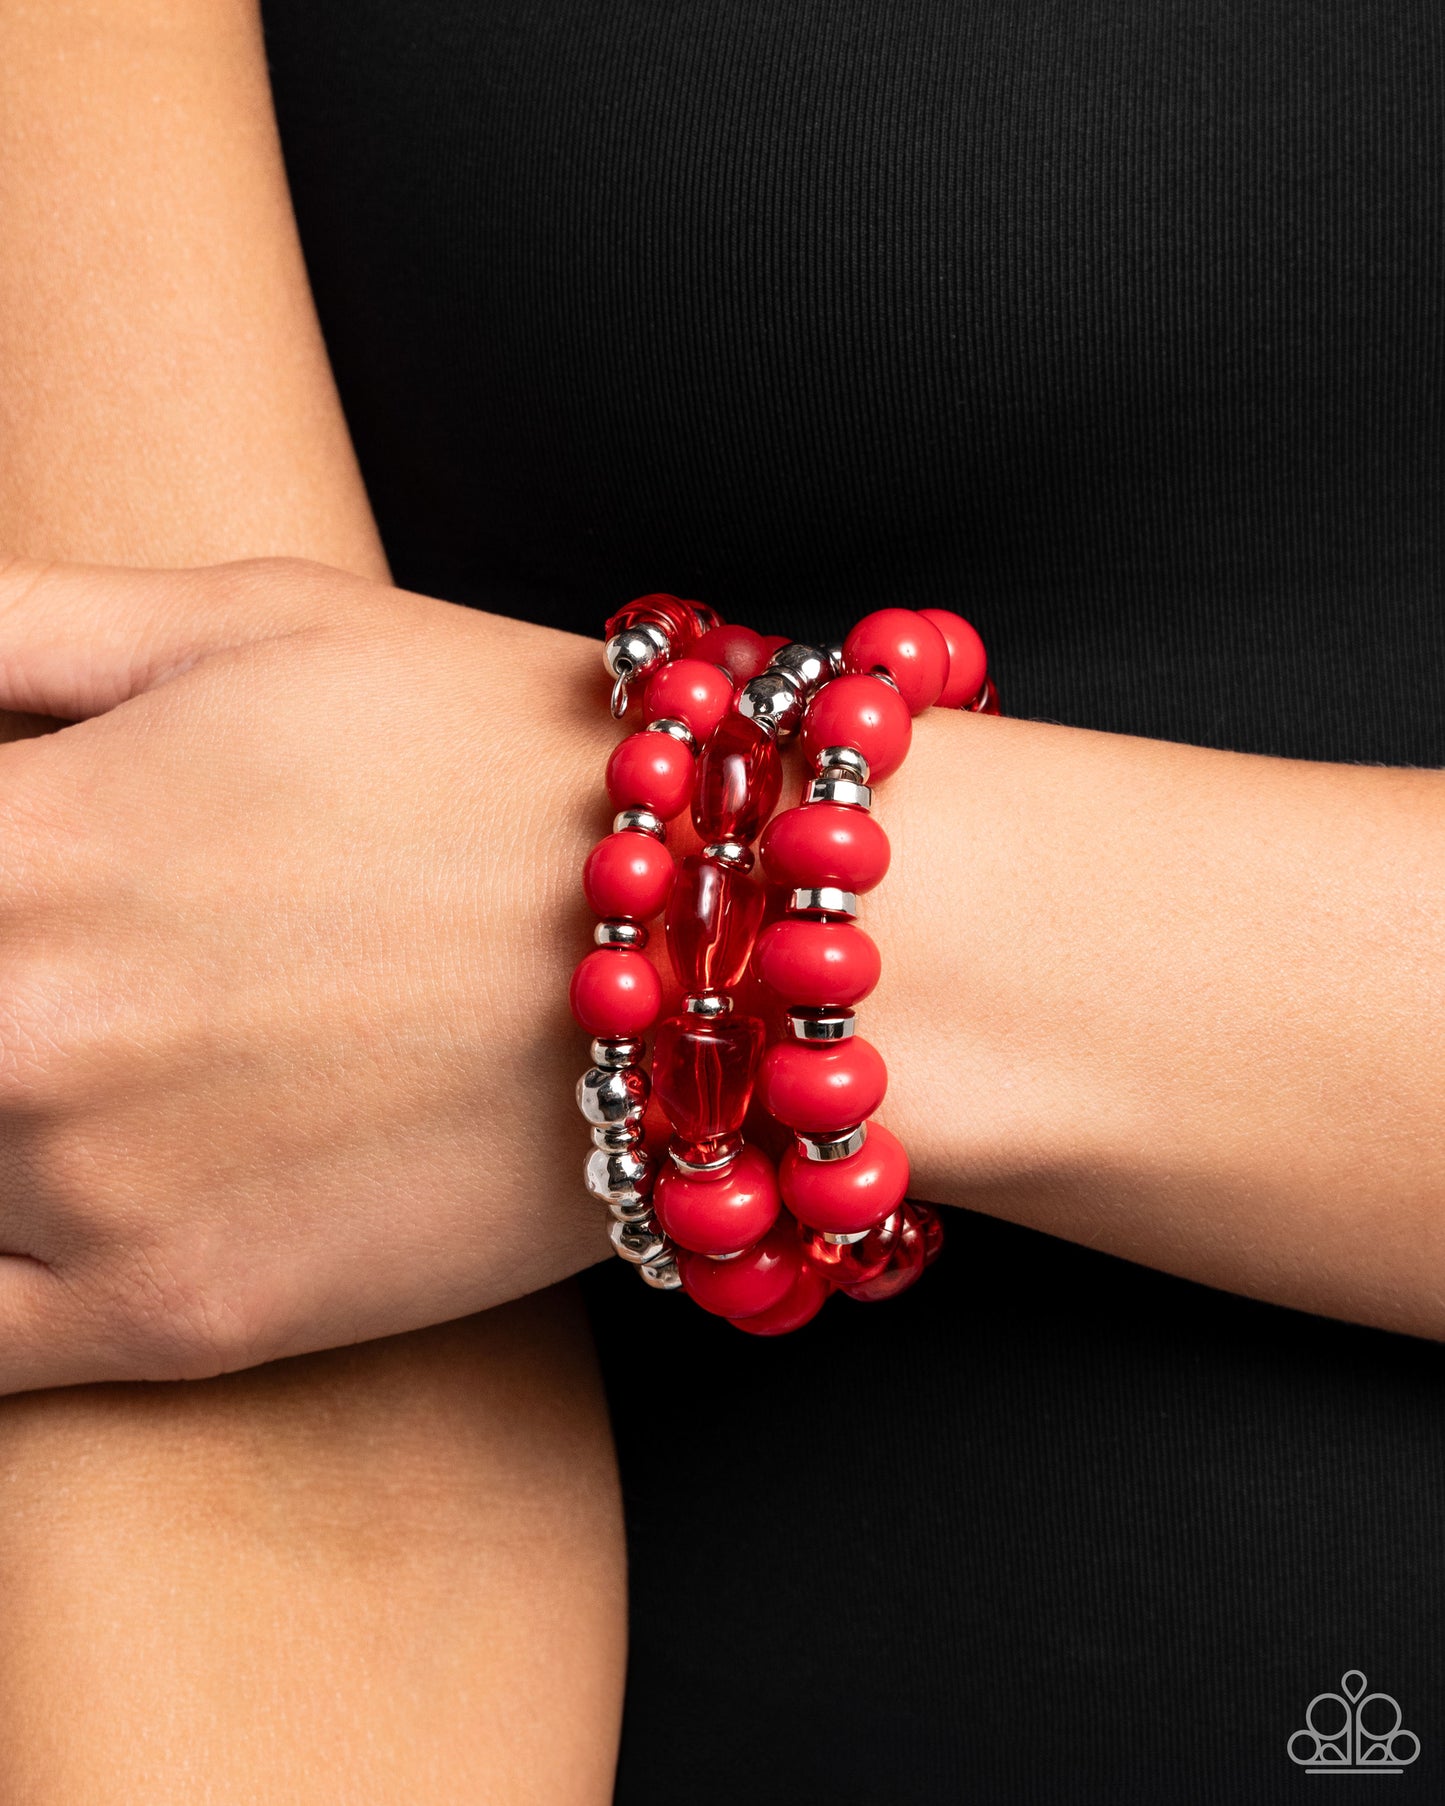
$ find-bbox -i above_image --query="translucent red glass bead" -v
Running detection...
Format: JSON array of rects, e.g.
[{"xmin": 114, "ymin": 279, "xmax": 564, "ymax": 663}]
[
  {"xmin": 692, "ymin": 711, "xmax": 782, "ymax": 844},
  {"xmin": 652, "ymin": 1011, "xmax": 766, "ymax": 1148},
  {"xmin": 665, "ymin": 854, "xmax": 766, "ymax": 993}
]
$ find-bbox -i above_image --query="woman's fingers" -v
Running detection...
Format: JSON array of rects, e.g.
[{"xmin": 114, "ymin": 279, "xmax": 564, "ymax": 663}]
[{"xmin": 0, "ymin": 556, "xmax": 367, "ymax": 719}]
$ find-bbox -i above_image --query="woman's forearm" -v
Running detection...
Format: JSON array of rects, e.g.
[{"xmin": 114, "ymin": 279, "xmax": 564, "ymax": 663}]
[{"xmin": 875, "ymin": 707, "xmax": 1445, "ymax": 1337}]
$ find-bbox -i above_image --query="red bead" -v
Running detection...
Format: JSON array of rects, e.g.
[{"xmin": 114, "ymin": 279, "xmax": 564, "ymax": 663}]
[
  {"xmin": 759, "ymin": 803, "xmax": 891, "ymax": 893},
  {"xmin": 843, "ymin": 609, "xmax": 950, "ymax": 715},
  {"xmin": 915, "ymin": 1201, "xmax": 945, "ymax": 1265},
  {"xmin": 758, "ymin": 1036, "xmax": 888, "ymax": 1134},
  {"xmin": 917, "ymin": 609, "xmax": 989, "ymax": 708},
  {"xmin": 729, "ymin": 1262, "xmax": 830, "ymax": 1334},
  {"xmin": 692, "ymin": 711, "xmax": 782, "ymax": 844},
  {"xmin": 652, "ymin": 1012, "xmax": 766, "ymax": 1145},
  {"xmin": 678, "ymin": 1222, "xmax": 802, "ymax": 1318},
  {"xmin": 690, "ymin": 624, "xmax": 772, "ymax": 684},
  {"xmin": 605, "ymin": 593, "xmax": 714, "ymax": 651},
  {"xmin": 758, "ymin": 633, "xmax": 792, "ymax": 660},
  {"xmin": 836, "ymin": 1201, "xmax": 930, "ymax": 1301},
  {"xmin": 654, "ymin": 1141, "xmax": 780, "ymax": 1256},
  {"xmin": 644, "ymin": 659, "xmax": 735, "ymax": 743},
  {"xmin": 665, "ymin": 854, "xmax": 766, "ymax": 992},
  {"xmin": 780, "ymin": 1121, "xmax": 909, "ymax": 1234},
  {"xmin": 605, "ymin": 730, "xmax": 695, "ymax": 819},
  {"xmin": 568, "ymin": 947, "xmax": 662, "ymax": 1037},
  {"xmin": 799, "ymin": 1212, "xmax": 897, "ymax": 1289},
  {"xmin": 800, "ymin": 674, "xmax": 912, "ymax": 782},
  {"xmin": 753, "ymin": 918, "xmax": 881, "ymax": 1008},
  {"xmin": 582, "ymin": 831, "xmax": 675, "ymax": 920}
]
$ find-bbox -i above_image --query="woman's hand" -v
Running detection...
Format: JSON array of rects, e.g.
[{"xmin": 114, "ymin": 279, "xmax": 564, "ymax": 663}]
[{"xmin": 0, "ymin": 556, "xmax": 616, "ymax": 1393}]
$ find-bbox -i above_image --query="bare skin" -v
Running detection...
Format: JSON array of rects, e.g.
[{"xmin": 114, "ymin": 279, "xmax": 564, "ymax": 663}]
[{"xmin": 0, "ymin": 3, "xmax": 624, "ymax": 1801}]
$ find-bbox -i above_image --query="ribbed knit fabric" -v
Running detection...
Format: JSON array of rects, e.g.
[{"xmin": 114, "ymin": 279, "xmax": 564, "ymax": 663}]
[{"xmin": 263, "ymin": 4, "xmax": 1445, "ymax": 1798}]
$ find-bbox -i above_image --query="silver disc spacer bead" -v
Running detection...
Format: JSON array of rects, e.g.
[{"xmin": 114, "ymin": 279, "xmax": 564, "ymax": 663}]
[
  {"xmin": 577, "ymin": 1063, "xmax": 649, "ymax": 1124},
  {"xmin": 684, "ymin": 991, "xmax": 732, "ymax": 1018},
  {"xmin": 585, "ymin": 1145, "xmax": 653, "ymax": 1206},
  {"xmin": 812, "ymin": 744, "xmax": 870, "ymax": 784},
  {"xmin": 592, "ymin": 1121, "xmax": 644, "ymax": 1153},
  {"xmin": 613, "ymin": 806, "xmax": 667, "ymax": 839},
  {"xmin": 591, "ymin": 1036, "xmax": 644, "ymax": 1069},
  {"xmin": 787, "ymin": 887, "xmax": 858, "ymax": 919},
  {"xmin": 736, "ymin": 669, "xmax": 805, "ymax": 740},
  {"xmin": 787, "ymin": 1009, "xmax": 857, "ymax": 1042},
  {"xmin": 610, "ymin": 1215, "xmax": 669, "ymax": 1266},
  {"xmin": 668, "ymin": 1139, "xmax": 739, "ymax": 1176},
  {"xmin": 646, "ymin": 716, "xmax": 696, "ymax": 751},
  {"xmin": 804, "ymin": 775, "xmax": 873, "ymax": 810},
  {"xmin": 639, "ymin": 1252, "xmax": 684, "ymax": 1290},
  {"xmin": 820, "ymin": 1226, "xmax": 872, "ymax": 1245},
  {"xmin": 797, "ymin": 1124, "xmax": 869, "ymax": 1162},
  {"xmin": 870, "ymin": 665, "xmax": 901, "ymax": 692},
  {"xmin": 701, "ymin": 839, "xmax": 754, "ymax": 872},
  {"xmin": 594, "ymin": 919, "xmax": 649, "ymax": 948},
  {"xmin": 767, "ymin": 642, "xmax": 832, "ymax": 694}
]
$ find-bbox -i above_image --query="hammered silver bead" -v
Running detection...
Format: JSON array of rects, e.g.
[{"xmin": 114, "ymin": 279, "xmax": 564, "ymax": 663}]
[
  {"xmin": 804, "ymin": 775, "xmax": 873, "ymax": 809},
  {"xmin": 787, "ymin": 887, "xmax": 858, "ymax": 919},
  {"xmin": 822, "ymin": 643, "xmax": 847, "ymax": 676},
  {"xmin": 591, "ymin": 1036, "xmax": 644, "ymax": 1069},
  {"xmin": 701, "ymin": 839, "xmax": 754, "ymax": 872},
  {"xmin": 592, "ymin": 1121, "xmax": 644, "ymax": 1153},
  {"xmin": 609, "ymin": 1215, "xmax": 669, "ymax": 1266},
  {"xmin": 767, "ymin": 642, "xmax": 832, "ymax": 694},
  {"xmin": 594, "ymin": 919, "xmax": 649, "ymax": 949},
  {"xmin": 639, "ymin": 1252, "xmax": 684, "ymax": 1290},
  {"xmin": 646, "ymin": 716, "xmax": 696, "ymax": 751},
  {"xmin": 608, "ymin": 1192, "xmax": 658, "ymax": 1225},
  {"xmin": 813, "ymin": 744, "xmax": 870, "ymax": 784},
  {"xmin": 577, "ymin": 1063, "xmax": 649, "ymax": 1125},
  {"xmin": 613, "ymin": 806, "xmax": 666, "ymax": 840},
  {"xmin": 736, "ymin": 669, "xmax": 805, "ymax": 739},
  {"xmin": 797, "ymin": 1124, "xmax": 869, "ymax": 1162},
  {"xmin": 787, "ymin": 1009, "xmax": 857, "ymax": 1042},
  {"xmin": 585, "ymin": 1145, "xmax": 653, "ymax": 1206}
]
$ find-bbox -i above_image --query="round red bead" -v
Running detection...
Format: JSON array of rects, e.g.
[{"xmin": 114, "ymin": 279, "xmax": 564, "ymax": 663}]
[
  {"xmin": 800, "ymin": 674, "xmax": 912, "ymax": 782},
  {"xmin": 759, "ymin": 802, "xmax": 891, "ymax": 893},
  {"xmin": 836, "ymin": 1200, "xmax": 930, "ymax": 1301},
  {"xmin": 843, "ymin": 609, "xmax": 950, "ymax": 715},
  {"xmin": 780, "ymin": 1121, "xmax": 910, "ymax": 1235},
  {"xmin": 605, "ymin": 730, "xmax": 695, "ymax": 820},
  {"xmin": 729, "ymin": 1262, "xmax": 830, "ymax": 1335},
  {"xmin": 678, "ymin": 1222, "xmax": 802, "ymax": 1318},
  {"xmin": 917, "ymin": 608, "xmax": 988, "ymax": 709},
  {"xmin": 753, "ymin": 918, "xmax": 882, "ymax": 1008},
  {"xmin": 759, "ymin": 1036, "xmax": 888, "ymax": 1134},
  {"xmin": 568, "ymin": 946, "xmax": 662, "ymax": 1037},
  {"xmin": 654, "ymin": 1142, "xmax": 781, "ymax": 1256},
  {"xmin": 582, "ymin": 831, "xmax": 675, "ymax": 921},
  {"xmin": 757, "ymin": 633, "xmax": 792, "ymax": 660},
  {"xmin": 644, "ymin": 659, "xmax": 735, "ymax": 743},
  {"xmin": 690, "ymin": 623, "xmax": 772, "ymax": 684}
]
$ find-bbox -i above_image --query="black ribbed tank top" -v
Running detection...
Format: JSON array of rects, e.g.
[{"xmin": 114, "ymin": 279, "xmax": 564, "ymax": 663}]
[{"xmin": 262, "ymin": 6, "xmax": 1445, "ymax": 1799}]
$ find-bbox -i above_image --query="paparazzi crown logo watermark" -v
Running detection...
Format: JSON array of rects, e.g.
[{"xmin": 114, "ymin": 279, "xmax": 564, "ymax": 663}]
[{"xmin": 1287, "ymin": 1669, "xmax": 1420, "ymax": 1774}]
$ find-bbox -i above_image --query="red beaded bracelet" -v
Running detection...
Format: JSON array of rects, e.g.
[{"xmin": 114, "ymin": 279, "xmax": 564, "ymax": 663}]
[{"xmin": 571, "ymin": 595, "xmax": 997, "ymax": 1333}]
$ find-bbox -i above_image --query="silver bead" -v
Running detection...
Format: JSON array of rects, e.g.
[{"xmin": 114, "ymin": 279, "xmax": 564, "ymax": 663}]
[
  {"xmin": 609, "ymin": 1215, "xmax": 669, "ymax": 1266},
  {"xmin": 577, "ymin": 1063, "xmax": 649, "ymax": 1124},
  {"xmin": 812, "ymin": 744, "xmax": 870, "ymax": 784},
  {"xmin": 736, "ymin": 669, "xmax": 804, "ymax": 739},
  {"xmin": 819, "ymin": 1226, "xmax": 872, "ymax": 1246},
  {"xmin": 767, "ymin": 642, "xmax": 832, "ymax": 694},
  {"xmin": 797, "ymin": 1124, "xmax": 868, "ymax": 1162},
  {"xmin": 585, "ymin": 1145, "xmax": 652, "ymax": 1206},
  {"xmin": 786, "ymin": 1009, "xmax": 857, "ymax": 1042},
  {"xmin": 639, "ymin": 1253, "xmax": 684, "ymax": 1290},
  {"xmin": 592, "ymin": 1121, "xmax": 644, "ymax": 1152},
  {"xmin": 684, "ymin": 991, "xmax": 732, "ymax": 1018},
  {"xmin": 804, "ymin": 775, "xmax": 873, "ymax": 810},
  {"xmin": 668, "ymin": 1139, "xmax": 740, "ymax": 1176},
  {"xmin": 701, "ymin": 839, "xmax": 754, "ymax": 872},
  {"xmin": 869, "ymin": 666, "xmax": 901, "ymax": 693},
  {"xmin": 594, "ymin": 919, "xmax": 649, "ymax": 948},
  {"xmin": 591, "ymin": 1036, "xmax": 644, "ymax": 1069},
  {"xmin": 822, "ymin": 643, "xmax": 846, "ymax": 676},
  {"xmin": 608, "ymin": 1192, "xmax": 657, "ymax": 1225},
  {"xmin": 646, "ymin": 716, "xmax": 696, "ymax": 751},
  {"xmin": 613, "ymin": 806, "xmax": 666, "ymax": 840},
  {"xmin": 604, "ymin": 623, "xmax": 671, "ymax": 685},
  {"xmin": 787, "ymin": 887, "xmax": 858, "ymax": 919}
]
